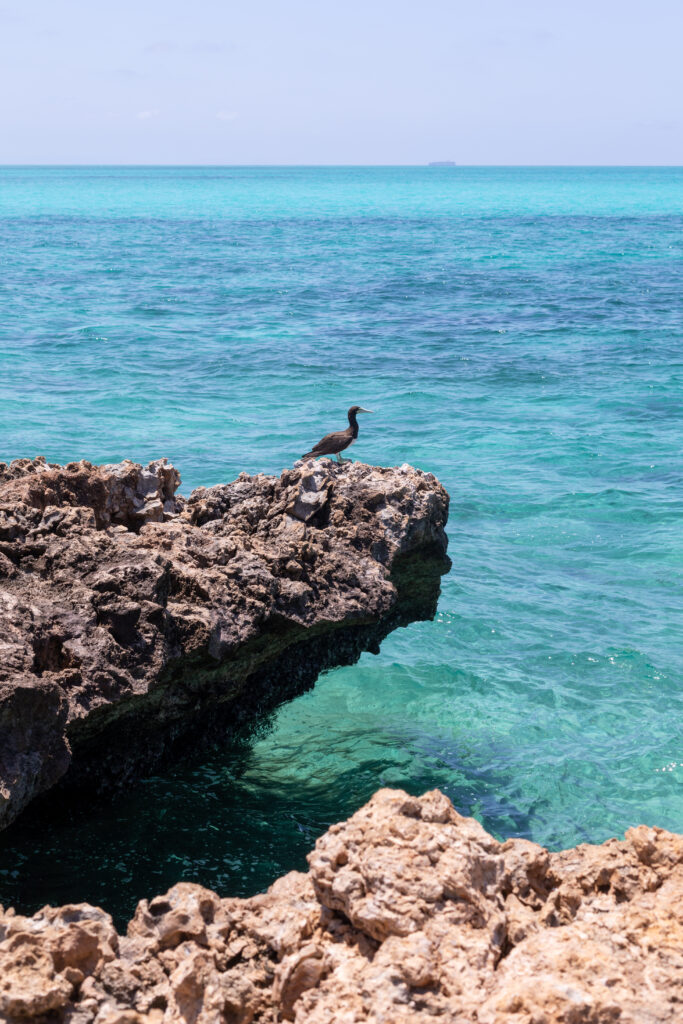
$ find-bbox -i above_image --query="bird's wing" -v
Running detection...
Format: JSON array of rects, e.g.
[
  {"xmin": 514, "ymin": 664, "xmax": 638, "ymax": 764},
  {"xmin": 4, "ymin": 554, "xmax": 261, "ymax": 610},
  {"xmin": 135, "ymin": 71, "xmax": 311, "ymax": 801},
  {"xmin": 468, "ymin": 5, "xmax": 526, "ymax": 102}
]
[{"xmin": 309, "ymin": 430, "xmax": 350, "ymax": 455}]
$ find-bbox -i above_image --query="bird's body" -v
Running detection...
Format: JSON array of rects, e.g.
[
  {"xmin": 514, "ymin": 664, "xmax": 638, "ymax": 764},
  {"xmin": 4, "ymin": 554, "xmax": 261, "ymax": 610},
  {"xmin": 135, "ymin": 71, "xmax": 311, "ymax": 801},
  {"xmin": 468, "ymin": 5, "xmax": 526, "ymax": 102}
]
[{"xmin": 302, "ymin": 405, "xmax": 373, "ymax": 463}]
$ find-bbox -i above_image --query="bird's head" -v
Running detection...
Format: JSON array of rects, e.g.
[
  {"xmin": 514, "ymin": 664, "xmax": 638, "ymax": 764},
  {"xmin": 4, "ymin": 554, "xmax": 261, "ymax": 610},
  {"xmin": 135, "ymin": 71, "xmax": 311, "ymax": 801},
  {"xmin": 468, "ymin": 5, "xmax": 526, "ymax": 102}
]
[{"xmin": 348, "ymin": 405, "xmax": 374, "ymax": 416}]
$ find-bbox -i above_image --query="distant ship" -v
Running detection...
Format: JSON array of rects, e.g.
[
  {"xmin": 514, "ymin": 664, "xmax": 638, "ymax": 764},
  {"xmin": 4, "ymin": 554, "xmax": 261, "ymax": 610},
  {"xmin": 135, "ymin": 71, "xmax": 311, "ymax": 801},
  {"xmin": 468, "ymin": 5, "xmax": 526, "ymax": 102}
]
[{"xmin": 428, "ymin": 161, "xmax": 457, "ymax": 167}]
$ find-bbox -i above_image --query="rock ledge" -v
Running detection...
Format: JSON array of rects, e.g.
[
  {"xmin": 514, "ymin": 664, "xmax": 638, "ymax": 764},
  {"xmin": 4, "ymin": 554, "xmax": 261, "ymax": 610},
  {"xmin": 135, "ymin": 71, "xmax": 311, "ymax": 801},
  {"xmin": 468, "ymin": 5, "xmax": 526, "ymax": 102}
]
[{"xmin": 0, "ymin": 457, "xmax": 450, "ymax": 829}]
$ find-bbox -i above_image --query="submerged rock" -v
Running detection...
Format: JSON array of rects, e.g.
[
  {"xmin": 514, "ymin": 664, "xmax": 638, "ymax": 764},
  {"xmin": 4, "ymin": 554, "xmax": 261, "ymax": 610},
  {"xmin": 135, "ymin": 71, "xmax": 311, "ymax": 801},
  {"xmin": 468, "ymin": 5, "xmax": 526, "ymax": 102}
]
[
  {"xmin": 1, "ymin": 787, "xmax": 682, "ymax": 1022},
  {"xmin": 0, "ymin": 457, "xmax": 450, "ymax": 829}
]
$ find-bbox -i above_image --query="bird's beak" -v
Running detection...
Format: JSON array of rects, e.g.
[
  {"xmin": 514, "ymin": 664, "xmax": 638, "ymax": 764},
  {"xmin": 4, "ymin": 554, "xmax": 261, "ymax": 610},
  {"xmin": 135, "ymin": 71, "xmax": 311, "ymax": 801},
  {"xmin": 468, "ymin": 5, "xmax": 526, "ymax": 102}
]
[{"xmin": 357, "ymin": 408, "xmax": 374, "ymax": 414}]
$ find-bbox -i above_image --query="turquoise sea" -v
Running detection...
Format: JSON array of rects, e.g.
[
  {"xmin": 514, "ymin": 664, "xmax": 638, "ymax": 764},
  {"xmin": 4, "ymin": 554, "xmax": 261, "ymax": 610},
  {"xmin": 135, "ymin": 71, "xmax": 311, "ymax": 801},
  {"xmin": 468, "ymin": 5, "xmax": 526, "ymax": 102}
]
[{"xmin": 0, "ymin": 166, "xmax": 681, "ymax": 927}]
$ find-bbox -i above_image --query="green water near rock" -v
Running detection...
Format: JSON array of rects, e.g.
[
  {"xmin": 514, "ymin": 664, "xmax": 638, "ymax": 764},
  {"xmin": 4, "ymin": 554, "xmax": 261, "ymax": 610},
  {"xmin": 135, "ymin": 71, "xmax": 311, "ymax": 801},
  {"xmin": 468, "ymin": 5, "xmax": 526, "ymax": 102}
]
[{"xmin": 0, "ymin": 166, "xmax": 681, "ymax": 928}]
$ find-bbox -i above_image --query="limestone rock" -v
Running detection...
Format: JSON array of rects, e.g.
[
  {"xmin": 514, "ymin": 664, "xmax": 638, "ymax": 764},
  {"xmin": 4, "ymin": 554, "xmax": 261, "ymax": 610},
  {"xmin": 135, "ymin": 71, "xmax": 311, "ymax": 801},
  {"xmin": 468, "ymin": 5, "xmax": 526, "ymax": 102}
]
[
  {"xmin": 0, "ymin": 458, "xmax": 450, "ymax": 828},
  {"xmin": 1, "ymin": 788, "xmax": 682, "ymax": 1022}
]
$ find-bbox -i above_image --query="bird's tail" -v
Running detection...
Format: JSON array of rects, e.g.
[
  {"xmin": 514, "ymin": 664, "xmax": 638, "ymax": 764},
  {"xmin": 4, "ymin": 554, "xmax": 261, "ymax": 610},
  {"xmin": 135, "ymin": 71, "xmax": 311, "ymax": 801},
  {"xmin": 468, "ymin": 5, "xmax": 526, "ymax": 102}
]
[{"xmin": 301, "ymin": 451, "xmax": 315, "ymax": 459}]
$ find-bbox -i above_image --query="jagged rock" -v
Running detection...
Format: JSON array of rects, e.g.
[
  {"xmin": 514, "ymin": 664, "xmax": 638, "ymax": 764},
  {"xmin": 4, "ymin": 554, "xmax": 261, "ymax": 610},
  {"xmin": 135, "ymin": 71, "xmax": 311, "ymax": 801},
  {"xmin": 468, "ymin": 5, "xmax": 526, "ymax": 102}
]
[
  {"xmin": 1, "ymin": 788, "xmax": 682, "ymax": 1022},
  {"xmin": 0, "ymin": 458, "xmax": 449, "ymax": 829}
]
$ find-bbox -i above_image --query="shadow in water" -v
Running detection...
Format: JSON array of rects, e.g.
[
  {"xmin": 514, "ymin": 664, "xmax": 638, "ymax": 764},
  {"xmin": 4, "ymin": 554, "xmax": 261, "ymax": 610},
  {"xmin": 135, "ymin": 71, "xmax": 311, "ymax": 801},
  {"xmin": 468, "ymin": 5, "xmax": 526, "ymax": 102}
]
[{"xmin": 0, "ymin": 699, "xmax": 537, "ymax": 931}]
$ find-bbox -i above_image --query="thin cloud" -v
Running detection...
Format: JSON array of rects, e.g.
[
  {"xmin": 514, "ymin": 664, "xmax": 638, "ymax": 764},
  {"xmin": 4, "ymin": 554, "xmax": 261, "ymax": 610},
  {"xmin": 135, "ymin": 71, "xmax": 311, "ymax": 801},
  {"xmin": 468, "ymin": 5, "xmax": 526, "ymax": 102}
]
[
  {"xmin": 191, "ymin": 41, "xmax": 226, "ymax": 53},
  {"xmin": 137, "ymin": 109, "xmax": 160, "ymax": 120},
  {"xmin": 144, "ymin": 41, "xmax": 176, "ymax": 53},
  {"xmin": 0, "ymin": 6, "xmax": 22, "ymax": 23},
  {"xmin": 216, "ymin": 110, "xmax": 238, "ymax": 122},
  {"xmin": 112, "ymin": 67, "xmax": 145, "ymax": 80},
  {"xmin": 634, "ymin": 118, "xmax": 678, "ymax": 132},
  {"xmin": 144, "ymin": 40, "xmax": 227, "ymax": 55}
]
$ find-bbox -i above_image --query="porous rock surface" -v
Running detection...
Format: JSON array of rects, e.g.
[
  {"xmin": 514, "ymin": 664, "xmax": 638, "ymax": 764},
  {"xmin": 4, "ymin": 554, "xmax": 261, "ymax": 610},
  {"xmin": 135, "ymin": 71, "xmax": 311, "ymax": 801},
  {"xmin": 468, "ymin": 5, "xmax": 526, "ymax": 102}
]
[
  {"xmin": 0, "ymin": 457, "xmax": 449, "ymax": 829},
  {"xmin": 2, "ymin": 787, "xmax": 682, "ymax": 1023}
]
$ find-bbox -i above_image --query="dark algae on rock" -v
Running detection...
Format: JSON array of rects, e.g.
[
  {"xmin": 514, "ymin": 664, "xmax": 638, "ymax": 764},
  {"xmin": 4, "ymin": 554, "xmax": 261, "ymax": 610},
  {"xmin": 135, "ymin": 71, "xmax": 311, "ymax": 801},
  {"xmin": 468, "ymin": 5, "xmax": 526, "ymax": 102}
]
[{"xmin": 0, "ymin": 456, "xmax": 450, "ymax": 830}]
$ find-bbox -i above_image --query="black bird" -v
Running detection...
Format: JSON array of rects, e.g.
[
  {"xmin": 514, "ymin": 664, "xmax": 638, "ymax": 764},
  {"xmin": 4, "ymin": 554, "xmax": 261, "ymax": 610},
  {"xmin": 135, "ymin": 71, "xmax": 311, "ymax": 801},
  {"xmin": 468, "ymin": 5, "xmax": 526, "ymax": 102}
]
[{"xmin": 302, "ymin": 405, "xmax": 374, "ymax": 463}]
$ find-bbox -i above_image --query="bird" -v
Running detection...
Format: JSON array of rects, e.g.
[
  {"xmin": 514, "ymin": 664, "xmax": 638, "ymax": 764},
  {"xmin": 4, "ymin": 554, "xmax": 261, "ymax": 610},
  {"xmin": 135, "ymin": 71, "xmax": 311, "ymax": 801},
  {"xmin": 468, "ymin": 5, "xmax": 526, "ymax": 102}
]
[{"xmin": 302, "ymin": 405, "xmax": 374, "ymax": 463}]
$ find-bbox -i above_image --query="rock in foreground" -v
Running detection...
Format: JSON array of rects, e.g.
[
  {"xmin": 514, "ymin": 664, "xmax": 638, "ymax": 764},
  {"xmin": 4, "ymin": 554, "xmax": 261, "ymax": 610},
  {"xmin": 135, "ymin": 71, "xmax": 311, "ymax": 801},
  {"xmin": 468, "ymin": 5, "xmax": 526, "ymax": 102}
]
[
  {"xmin": 0, "ymin": 457, "xmax": 449, "ymax": 829},
  {"xmin": 1, "ymin": 787, "xmax": 682, "ymax": 1023}
]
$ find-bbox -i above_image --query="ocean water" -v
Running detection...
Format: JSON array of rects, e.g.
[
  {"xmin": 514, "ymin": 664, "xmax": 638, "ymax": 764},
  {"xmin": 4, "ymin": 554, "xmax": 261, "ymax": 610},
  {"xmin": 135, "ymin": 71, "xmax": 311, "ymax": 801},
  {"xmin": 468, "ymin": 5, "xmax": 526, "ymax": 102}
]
[{"xmin": 0, "ymin": 166, "xmax": 681, "ymax": 928}]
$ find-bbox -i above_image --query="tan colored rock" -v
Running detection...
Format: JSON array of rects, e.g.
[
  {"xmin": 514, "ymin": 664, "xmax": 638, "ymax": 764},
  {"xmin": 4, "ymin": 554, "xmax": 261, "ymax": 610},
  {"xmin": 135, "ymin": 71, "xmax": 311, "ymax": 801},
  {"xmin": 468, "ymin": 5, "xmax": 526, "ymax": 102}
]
[
  {"xmin": 128, "ymin": 885, "xmax": 221, "ymax": 952},
  {"xmin": 2, "ymin": 788, "xmax": 683, "ymax": 1022},
  {"xmin": 0, "ymin": 933, "xmax": 74, "ymax": 1018},
  {"xmin": 0, "ymin": 458, "xmax": 450, "ymax": 829},
  {"xmin": 273, "ymin": 943, "xmax": 329, "ymax": 1020}
]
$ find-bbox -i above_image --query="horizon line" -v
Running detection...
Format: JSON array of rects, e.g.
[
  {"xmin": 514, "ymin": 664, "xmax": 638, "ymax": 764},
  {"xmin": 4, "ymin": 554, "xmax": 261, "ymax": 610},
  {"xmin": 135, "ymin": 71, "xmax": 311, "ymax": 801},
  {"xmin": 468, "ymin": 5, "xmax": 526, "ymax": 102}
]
[{"xmin": 1, "ymin": 162, "xmax": 683, "ymax": 169}]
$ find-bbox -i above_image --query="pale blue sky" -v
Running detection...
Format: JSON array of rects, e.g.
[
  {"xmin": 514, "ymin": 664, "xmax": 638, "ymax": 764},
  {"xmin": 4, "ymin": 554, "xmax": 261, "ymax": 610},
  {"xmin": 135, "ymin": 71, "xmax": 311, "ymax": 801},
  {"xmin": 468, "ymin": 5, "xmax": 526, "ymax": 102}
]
[{"xmin": 1, "ymin": 0, "xmax": 681, "ymax": 164}]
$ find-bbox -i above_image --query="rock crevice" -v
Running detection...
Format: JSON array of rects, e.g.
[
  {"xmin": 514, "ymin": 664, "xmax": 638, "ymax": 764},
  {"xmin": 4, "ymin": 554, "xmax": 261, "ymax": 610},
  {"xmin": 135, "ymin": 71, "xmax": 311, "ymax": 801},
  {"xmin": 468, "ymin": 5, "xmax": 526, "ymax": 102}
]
[{"xmin": 0, "ymin": 457, "xmax": 450, "ymax": 829}]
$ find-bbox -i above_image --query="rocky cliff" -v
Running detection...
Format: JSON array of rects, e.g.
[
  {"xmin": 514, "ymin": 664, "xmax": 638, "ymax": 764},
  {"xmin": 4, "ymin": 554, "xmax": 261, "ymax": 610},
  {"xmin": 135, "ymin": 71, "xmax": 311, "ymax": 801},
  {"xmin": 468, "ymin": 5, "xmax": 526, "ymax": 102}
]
[
  {"xmin": 0, "ymin": 457, "xmax": 450, "ymax": 830},
  {"xmin": 1, "ymin": 787, "xmax": 681, "ymax": 1023}
]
